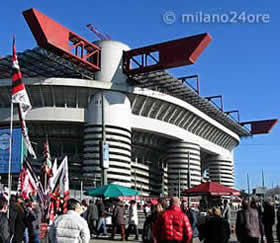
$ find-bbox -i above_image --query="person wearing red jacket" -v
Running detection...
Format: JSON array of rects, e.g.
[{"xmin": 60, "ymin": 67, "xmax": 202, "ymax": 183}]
[{"xmin": 153, "ymin": 197, "xmax": 193, "ymax": 243}]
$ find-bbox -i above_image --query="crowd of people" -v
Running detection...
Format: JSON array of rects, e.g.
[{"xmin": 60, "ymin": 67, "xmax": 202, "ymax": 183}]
[
  {"xmin": 235, "ymin": 197, "xmax": 277, "ymax": 243},
  {"xmin": 0, "ymin": 194, "xmax": 42, "ymax": 243},
  {"xmin": 0, "ymin": 194, "xmax": 280, "ymax": 243},
  {"xmin": 48, "ymin": 196, "xmax": 231, "ymax": 242}
]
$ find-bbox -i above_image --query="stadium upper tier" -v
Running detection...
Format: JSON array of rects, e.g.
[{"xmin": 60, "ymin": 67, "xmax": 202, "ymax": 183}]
[{"xmin": 0, "ymin": 47, "xmax": 250, "ymax": 138}]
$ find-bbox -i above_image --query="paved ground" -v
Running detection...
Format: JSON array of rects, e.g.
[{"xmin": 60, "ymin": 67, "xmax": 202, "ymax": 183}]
[
  {"xmin": 90, "ymin": 237, "xmax": 237, "ymax": 243},
  {"xmin": 89, "ymin": 234, "xmax": 238, "ymax": 243}
]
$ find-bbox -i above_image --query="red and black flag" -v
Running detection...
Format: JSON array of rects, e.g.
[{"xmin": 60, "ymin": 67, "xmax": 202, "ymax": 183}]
[
  {"xmin": 11, "ymin": 36, "xmax": 36, "ymax": 158},
  {"xmin": 40, "ymin": 139, "xmax": 53, "ymax": 192},
  {"xmin": 17, "ymin": 158, "xmax": 45, "ymax": 210}
]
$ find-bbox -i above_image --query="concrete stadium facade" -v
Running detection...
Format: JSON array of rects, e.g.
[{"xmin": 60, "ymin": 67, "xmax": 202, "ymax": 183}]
[{"xmin": 0, "ymin": 39, "xmax": 249, "ymax": 196}]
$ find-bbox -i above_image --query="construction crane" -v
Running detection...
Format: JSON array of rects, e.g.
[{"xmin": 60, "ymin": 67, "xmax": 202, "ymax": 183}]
[{"xmin": 86, "ymin": 24, "xmax": 111, "ymax": 41}]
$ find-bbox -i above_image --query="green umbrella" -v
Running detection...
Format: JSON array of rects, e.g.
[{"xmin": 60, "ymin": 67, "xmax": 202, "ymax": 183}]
[{"xmin": 85, "ymin": 184, "xmax": 140, "ymax": 198}]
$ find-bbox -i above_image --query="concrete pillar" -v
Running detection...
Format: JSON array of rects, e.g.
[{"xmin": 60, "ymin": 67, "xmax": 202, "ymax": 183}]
[
  {"xmin": 83, "ymin": 91, "xmax": 132, "ymax": 187},
  {"xmin": 166, "ymin": 141, "xmax": 201, "ymax": 196},
  {"xmin": 206, "ymin": 154, "xmax": 234, "ymax": 188},
  {"xmin": 94, "ymin": 40, "xmax": 130, "ymax": 84}
]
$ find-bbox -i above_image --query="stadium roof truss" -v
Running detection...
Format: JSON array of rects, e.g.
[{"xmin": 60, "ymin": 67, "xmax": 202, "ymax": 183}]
[{"xmin": 0, "ymin": 8, "xmax": 277, "ymax": 137}]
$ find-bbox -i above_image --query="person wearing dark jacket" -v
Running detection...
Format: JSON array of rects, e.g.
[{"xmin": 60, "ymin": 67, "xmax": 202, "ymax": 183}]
[
  {"xmin": 181, "ymin": 201, "xmax": 199, "ymax": 243},
  {"xmin": 0, "ymin": 197, "xmax": 10, "ymax": 243},
  {"xmin": 110, "ymin": 201, "xmax": 125, "ymax": 240},
  {"xmin": 256, "ymin": 201, "xmax": 265, "ymax": 243},
  {"xmin": 187, "ymin": 208, "xmax": 199, "ymax": 243},
  {"xmin": 87, "ymin": 200, "xmax": 99, "ymax": 236},
  {"xmin": 12, "ymin": 197, "xmax": 27, "ymax": 243},
  {"xmin": 203, "ymin": 207, "xmax": 230, "ymax": 243},
  {"xmin": 236, "ymin": 199, "xmax": 249, "ymax": 243},
  {"xmin": 96, "ymin": 199, "xmax": 107, "ymax": 236},
  {"xmin": 236, "ymin": 199, "xmax": 262, "ymax": 243},
  {"xmin": 263, "ymin": 198, "xmax": 275, "ymax": 243},
  {"xmin": 142, "ymin": 202, "xmax": 163, "ymax": 243},
  {"xmin": 8, "ymin": 195, "xmax": 18, "ymax": 239},
  {"xmin": 277, "ymin": 206, "xmax": 280, "ymax": 242},
  {"xmin": 25, "ymin": 200, "xmax": 41, "ymax": 243}
]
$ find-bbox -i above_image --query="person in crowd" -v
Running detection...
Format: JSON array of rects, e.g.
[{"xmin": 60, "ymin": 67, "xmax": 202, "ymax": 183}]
[
  {"xmin": 143, "ymin": 203, "xmax": 148, "ymax": 218},
  {"xmin": 126, "ymin": 200, "xmax": 139, "ymax": 241},
  {"xmin": 153, "ymin": 197, "xmax": 193, "ymax": 243},
  {"xmin": 142, "ymin": 202, "xmax": 163, "ymax": 243},
  {"xmin": 87, "ymin": 199, "xmax": 99, "ymax": 237},
  {"xmin": 222, "ymin": 199, "xmax": 231, "ymax": 225},
  {"xmin": 256, "ymin": 200, "xmax": 265, "ymax": 243},
  {"xmin": 8, "ymin": 195, "xmax": 18, "ymax": 240},
  {"xmin": 202, "ymin": 207, "xmax": 230, "ymax": 243},
  {"xmin": 25, "ymin": 200, "xmax": 41, "ymax": 243},
  {"xmin": 159, "ymin": 198, "xmax": 169, "ymax": 210},
  {"xmin": 185, "ymin": 203, "xmax": 199, "ymax": 243},
  {"xmin": 236, "ymin": 198, "xmax": 262, "ymax": 243},
  {"xmin": 49, "ymin": 198, "xmax": 90, "ymax": 243},
  {"xmin": 96, "ymin": 198, "xmax": 108, "ymax": 237},
  {"xmin": 197, "ymin": 208, "xmax": 214, "ymax": 241},
  {"xmin": 81, "ymin": 200, "xmax": 88, "ymax": 219},
  {"xmin": 110, "ymin": 200, "xmax": 125, "ymax": 241},
  {"xmin": 12, "ymin": 197, "xmax": 27, "ymax": 243},
  {"xmin": 0, "ymin": 197, "xmax": 10, "ymax": 243},
  {"xmin": 236, "ymin": 199, "xmax": 249, "ymax": 243},
  {"xmin": 276, "ymin": 206, "xmax": 280, "ymax": 242},
  {"xmin": 262, "ymin": 198, "xmax": 275, "ymax": 243}
]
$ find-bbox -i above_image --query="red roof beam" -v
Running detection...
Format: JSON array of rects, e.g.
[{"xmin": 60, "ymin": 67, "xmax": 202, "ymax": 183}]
[
  {"xmin": 22, "ymin": 8, "xmax": 101, "ymax": 72},
  {"xmin": 240, "ymin": 119, "xmax": 278, "ymax": 135},
  {"xmin": 123, "ymin": 33, "xmax": 212, "ymax": 74}
]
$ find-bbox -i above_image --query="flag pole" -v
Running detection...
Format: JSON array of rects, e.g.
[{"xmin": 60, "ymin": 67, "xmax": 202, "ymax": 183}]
[
  {"xmin": 8, "ymin": 101, "xmax": 14, "ymax": 208},
  {"xmin": 8, "ymin": 35, "xmax": 17, "ymax": 212},
  {"xmin": 44, "ymin": 134, "xmax": 48, "ymax": 193}
]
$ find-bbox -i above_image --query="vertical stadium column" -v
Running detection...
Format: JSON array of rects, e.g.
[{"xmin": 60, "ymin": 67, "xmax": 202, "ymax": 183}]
[
  {"xmin": 83, "ymin": 91, "xmax": 132, "ymax": 187},
  {"xmin": 166, "ymin": 142, "xmax": 201, "ymax": 196},
  {"xmin": 207, "ymin": 154, "xmax": 234, "ymax": 188}
]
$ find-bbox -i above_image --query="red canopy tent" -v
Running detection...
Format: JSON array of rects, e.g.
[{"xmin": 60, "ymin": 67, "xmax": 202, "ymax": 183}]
[{"xmin": 183, "ymin": 181, "xmax": 240, "ymax": 196}]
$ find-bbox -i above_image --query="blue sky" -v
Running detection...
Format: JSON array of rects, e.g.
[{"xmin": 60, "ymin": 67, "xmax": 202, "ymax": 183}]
[{"xmin": 0, "ymin": 1, "xmax": 279, "ymax": 191}]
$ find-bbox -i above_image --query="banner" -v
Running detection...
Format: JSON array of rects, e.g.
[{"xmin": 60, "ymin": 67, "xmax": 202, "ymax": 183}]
[{"xmin": 0, "ymin": 128, "xmax": 24, "ymax": 173}]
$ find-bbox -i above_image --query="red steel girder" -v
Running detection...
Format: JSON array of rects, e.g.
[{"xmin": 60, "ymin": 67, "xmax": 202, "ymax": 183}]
[
  {"xmin": 123, "ymin": 33, "xmax": 212, "ymax": 75},
  {"xmin": 23, "ymin": 8, "xmax": 101, "ymax": 72},
  {"xmin": 240, "ymin": 119, "xmax": 278, "ymax": 135}
]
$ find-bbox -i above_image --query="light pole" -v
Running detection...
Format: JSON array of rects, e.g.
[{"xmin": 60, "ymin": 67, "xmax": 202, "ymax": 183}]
[
  {"xmin": 247, "ymin": 174, "xmax": 250, "ymax": 197},
  {"xmin": 93, "ymin": 174, "xmax": 96, "ymax": 188},
  {"xmin": 178, "ymin": 170, "xmax": 181, "ymax": 199},
  {"xmin": 100, "ymin": 91, "xmax": 108, "ymax": 186},
  {"xmin": 187, "ymin": 151, "xmax": 191, "ymax": 207},
  {"xmin": 80, "ymin": 180, "xmax": 83, "ymax": 201},
  {"xmin": 134, "ymin": 169, "xmax": 137, "ymax": 190},
  {"xmin": 161, "ymin": 168, "xmax": 165, "ymax": 196}
]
